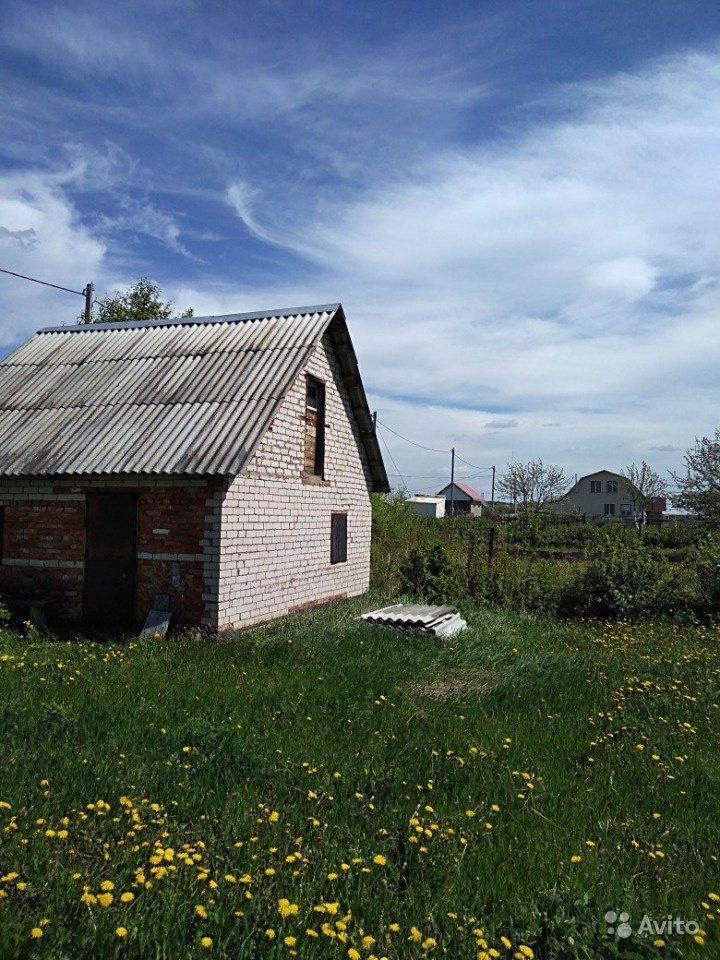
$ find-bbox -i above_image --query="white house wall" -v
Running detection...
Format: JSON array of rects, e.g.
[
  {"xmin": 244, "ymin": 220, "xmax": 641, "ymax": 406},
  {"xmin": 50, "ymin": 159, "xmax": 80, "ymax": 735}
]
[{"xmin": 216, "ymin": 333, "xmax": 374, "ymax": 629}]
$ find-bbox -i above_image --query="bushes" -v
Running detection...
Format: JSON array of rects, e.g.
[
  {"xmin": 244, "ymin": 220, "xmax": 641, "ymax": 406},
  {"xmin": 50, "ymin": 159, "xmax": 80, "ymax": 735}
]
[
  {"xmin": 399, "ymin": 545, "xmax": 465, "ymax": 604},
  {"xmin": 692, "ymin": 535, "xmax": 720, "ymax": 615},
  {"xmin": 371, "ymin": 495, "xmax": 719, "ymax": 622},
  {"xmin": 563, "ymin": 536, "xmax": 662, "ymax": 619}
]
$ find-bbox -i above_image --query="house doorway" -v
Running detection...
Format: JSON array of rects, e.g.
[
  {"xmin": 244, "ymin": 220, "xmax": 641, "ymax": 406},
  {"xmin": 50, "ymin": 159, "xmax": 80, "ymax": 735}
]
[{"xmin": 83, "ymin": 493, "xmax": 137, "ymax": 628}]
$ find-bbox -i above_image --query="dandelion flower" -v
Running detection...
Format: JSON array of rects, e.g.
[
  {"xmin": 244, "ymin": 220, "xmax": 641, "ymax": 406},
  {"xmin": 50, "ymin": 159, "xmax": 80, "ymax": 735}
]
[
  {"xmin": 284, "ymin": 935, "xmax": 297, "ymax": 946},
  {"xmin": 30, "ymin": 928, "xmax": 43, "ymax": 939},
  {"xmin": 278, "ymin": 898, "xmax": 299, "ymax": 918},
  {"xmin": 373, "ymin": 854, "xmax": 387, "ymax": 866},
  {"xmin": 116, "ymin": 927, "xmax": 128, "ymax": 938},
  {"xmin": 266, "ymin": 929, "xmax": 276, "ymax": 939},
  {"xmin": 200, "ymin": 936, "xmax": 213, "ymax": 948}
]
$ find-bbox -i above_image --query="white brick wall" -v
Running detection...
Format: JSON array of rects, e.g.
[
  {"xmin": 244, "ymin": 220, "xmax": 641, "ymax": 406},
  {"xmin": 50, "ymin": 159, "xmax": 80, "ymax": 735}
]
[{"xmin": 215, "ymin": 333, "xmax": 373, "ymax": 629}]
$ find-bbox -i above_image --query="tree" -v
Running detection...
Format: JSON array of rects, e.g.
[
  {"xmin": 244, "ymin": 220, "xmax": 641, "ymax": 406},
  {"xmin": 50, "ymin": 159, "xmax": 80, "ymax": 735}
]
[
  {"xmin": 621, "ymin": 461, "xmax": 667, "ymax": 528},
  {"xmin": 497, "ymin": 459, "xmax": 566, "ymax": 515},
  {"xmin": 672, "ymin": 428, "xmax": 720, "ymax": 525},
  {"xmin": 86, "ymin": 278, "xmax": 193, "ymax": 324}
]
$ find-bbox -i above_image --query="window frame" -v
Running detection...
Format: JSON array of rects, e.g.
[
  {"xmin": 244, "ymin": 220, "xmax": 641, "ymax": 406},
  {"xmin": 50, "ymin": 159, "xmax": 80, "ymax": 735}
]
[
  {"xmin": 606, "ymin": 479, "xmax": 618, "ymax": 494},
  {"xmin": 304, "ymin": 375, "xmax": 326, "ymax": 479},
  {"xmin": 604, "ymin": 503, "xmax": 616, "ymax": 517},
  {"xmin": 330, "ymin": 511, "xmax": 348, "ymax": 565},
  {"xmin": 590, "ymin": 480, "xmax": 602, "ymax": 493}
]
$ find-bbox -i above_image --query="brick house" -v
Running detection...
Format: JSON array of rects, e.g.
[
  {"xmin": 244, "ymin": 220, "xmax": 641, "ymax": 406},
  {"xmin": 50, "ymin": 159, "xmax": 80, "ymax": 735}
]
[{"xmin": 0, "ymin": 304, "xmax": 388, "ymax": 630}]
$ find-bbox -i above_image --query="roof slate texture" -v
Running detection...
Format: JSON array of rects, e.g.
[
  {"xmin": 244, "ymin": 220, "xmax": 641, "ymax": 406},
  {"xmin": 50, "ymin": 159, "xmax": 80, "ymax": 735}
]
[{"xmin": 0, "ymin": 304, "xmax": 389, "ymax": 489}]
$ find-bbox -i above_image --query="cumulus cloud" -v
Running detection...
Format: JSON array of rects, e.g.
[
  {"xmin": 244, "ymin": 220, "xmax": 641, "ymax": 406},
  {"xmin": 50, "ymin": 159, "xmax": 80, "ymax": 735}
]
[
  {"xmin": 0, "ymin": 169, "xmax": 106, "ymax": 342},
  {"xmin": 223, "ymin": 45, "xmax": 720, "ymax": 483}
]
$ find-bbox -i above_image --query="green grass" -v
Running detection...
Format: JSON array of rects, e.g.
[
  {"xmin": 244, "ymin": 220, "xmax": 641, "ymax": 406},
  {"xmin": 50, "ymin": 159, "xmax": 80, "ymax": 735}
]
[{"xmin": 0, "ymin": 598, "xmax": 719, "ymax": 959}]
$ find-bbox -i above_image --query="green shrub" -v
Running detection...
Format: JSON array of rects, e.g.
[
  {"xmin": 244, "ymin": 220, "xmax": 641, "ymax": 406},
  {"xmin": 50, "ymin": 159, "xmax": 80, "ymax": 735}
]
[
  {"xmin": 487, "ymin": 557, "xmax": 569, "ymax": 617},
  {"xmin": 563, "ymin": 536, "xmax": 663, "ymax": 619},
  {"xmin": 692, "ymin": 535, "xmax": 720, "ymax": 615},
  {"xmin": 399, "ymin": 544, "xmax": 465, "ymax": 604}
]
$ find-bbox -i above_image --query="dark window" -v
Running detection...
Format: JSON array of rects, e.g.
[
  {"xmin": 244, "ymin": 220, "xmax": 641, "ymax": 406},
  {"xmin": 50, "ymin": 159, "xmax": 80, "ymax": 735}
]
[
  {"xmin": 590, "ymin": 480, "xmax": 602, "ymax": 493},
  {"xmin": 331, "ymin": 512, "xmax": 347, "ymax": 564},
  {"xmin": 607, "ymin": 479, "xmax": 618, "ymax": 493},
  {"xmin": 604, "ymin": 503, "xmax": 616, "ymax": 516},
  {"xmin": 304, "ymin": 376, "xmax": 325, "ymax": 477}
]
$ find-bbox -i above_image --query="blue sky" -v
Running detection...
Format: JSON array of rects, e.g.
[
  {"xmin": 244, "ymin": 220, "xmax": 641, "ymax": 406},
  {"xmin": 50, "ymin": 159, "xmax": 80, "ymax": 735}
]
[{"xmin": 2, "ymin": 0, "xmax": 720, "ymax": 493}]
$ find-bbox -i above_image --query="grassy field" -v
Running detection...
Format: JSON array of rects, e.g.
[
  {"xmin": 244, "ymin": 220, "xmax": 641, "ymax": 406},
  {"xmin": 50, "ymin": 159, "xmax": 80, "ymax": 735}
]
[{"xmin": 0, "ymin": 597, "xmax": 719, "ymax": 959}]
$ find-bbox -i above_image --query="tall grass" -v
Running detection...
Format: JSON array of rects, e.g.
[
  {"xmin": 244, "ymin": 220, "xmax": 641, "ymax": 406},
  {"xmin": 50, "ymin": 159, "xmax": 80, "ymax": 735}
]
[{"xmin": 0, "ymin": 598, "xmax": 718, "ymax": 958}]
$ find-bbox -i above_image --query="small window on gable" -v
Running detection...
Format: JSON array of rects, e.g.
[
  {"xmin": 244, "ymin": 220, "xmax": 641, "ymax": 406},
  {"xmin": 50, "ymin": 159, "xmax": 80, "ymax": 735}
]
[
  {"xmin": 590, "ymin": 480, "xmax": 602, "ymax": 493},
  {"xmin": 607, "ymin": 479, "xmax": 618, "ymax": 494},
  {"xmin": 304, "ymin": 376, "xmax": 325, "ymax": 478},
  {"xmin": 331, "ymin": 512, "xmax": 347, "ymax": 564}
]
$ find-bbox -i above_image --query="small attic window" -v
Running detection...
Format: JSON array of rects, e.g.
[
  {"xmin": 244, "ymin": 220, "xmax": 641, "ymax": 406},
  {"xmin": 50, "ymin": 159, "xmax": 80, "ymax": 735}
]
[{"xmin": 304, "ymin": 376, "xmax": 325, "ymax": 477}]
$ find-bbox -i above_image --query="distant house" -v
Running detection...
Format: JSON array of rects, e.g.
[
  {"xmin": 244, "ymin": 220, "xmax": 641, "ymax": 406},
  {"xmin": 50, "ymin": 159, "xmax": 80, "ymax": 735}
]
[
  {"xmin": 407, "ymin": 495, "xmax": 446, "ymax": 519},
  {"xmin": 550, "ymin": 470, "xmax": 641, "ymax": 521},
  {"xmin": 0, "ymin": 303, "xmax": 388, "ymax": 631},
  {"xmin": 436, "ymin": 481, "xmax": 488, "ymax": 517}
]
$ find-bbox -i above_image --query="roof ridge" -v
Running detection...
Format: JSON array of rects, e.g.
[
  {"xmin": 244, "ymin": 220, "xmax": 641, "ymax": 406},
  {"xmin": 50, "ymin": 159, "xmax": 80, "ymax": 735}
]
[{"xmin": 36, "ymin": 303, "xmax": 341, "ymax": 335}]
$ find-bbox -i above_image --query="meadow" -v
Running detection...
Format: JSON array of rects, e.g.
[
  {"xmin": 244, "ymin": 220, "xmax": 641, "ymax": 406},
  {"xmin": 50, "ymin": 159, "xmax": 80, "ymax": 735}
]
[{"xmin": 1, "ymin": 597, "xmax": 719, "ymax": 959}]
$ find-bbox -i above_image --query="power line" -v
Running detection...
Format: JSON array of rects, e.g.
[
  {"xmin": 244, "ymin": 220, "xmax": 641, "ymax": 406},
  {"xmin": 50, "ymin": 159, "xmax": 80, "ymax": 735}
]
[
  {"xmin": 376, "ymin": 418, "xmax": 449, "ymax": 454},
  {"xmin": 377, "ymin": 426, "xmax": 408, "ymax": 490},
  {"xmin": 0, "ymin": 266, "xmax": 85, "ymax": 297},
  {"xmin": 454, "ymin": 453, "xmax": 495, "ymax": 472},
  {"xmin": 0, "ymin": 266, "xmax": 99, "ymax": 322}
]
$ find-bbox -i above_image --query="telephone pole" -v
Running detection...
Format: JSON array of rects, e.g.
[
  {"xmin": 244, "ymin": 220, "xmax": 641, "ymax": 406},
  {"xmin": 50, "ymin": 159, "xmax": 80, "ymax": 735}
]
[
  {"xmin": 491, "ymin": 465, "xmax": 496, "ymax": 508},
  {"xmin": 83, "ymin": 282, "xmax": 94, "ymax": 324},
  {"xmin": 449, "ymin": 447, "xmax": 455, "ymax": 517}
]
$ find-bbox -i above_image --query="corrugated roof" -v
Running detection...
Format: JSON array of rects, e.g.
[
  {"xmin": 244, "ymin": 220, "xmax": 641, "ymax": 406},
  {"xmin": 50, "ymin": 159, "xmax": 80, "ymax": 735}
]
[
  {"xmin": 437, "ymin": 481, "xmax": 486, "ymax": 502},
  {"xmin": 0, "ymin": 304, "xmax": 389, "ymax": 490}
]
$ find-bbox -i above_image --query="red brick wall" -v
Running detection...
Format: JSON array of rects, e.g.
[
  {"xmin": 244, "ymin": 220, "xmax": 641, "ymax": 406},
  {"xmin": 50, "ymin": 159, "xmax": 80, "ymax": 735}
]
[{"xmin": 0, "ymin": 477, "xmax": 224, "ymax": 628}]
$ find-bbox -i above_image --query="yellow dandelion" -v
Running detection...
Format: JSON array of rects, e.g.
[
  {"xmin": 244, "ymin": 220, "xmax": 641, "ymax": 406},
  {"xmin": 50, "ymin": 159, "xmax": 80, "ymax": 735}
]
[
  {"xmin": 30, "ymin": 928, "xmax": 43, "ymax": 940},
  {"xmin": 200, "ymin": 936, "xmax": 213, "ymax": 948},
  {"xmin": 116, "ymin": 927, "xmax": 128, "ymax": 938}
]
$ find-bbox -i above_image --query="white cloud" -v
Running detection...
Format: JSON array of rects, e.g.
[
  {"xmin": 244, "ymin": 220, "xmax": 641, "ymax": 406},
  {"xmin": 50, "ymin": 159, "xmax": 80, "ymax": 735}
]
[
  {"xmin": 224, "ymin": 46, "xmax": 720, "ymax": 484},
  {"xmin": 0, "ymin": 169, "xmax": 106, "ymax": 343}
]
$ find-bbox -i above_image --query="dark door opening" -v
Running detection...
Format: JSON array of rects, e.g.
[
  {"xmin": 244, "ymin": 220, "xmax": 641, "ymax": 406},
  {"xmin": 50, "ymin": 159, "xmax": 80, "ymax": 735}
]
[{"xmin": 83, "ymin": 493, "xmax": 137, "ymax": 628}]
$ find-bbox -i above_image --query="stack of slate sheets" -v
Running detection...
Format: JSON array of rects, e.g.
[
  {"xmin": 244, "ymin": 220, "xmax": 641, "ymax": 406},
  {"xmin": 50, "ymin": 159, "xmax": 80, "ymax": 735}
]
[{"xmin": 360, "ymin": 603, "xmax": 468, "ymax": 638}]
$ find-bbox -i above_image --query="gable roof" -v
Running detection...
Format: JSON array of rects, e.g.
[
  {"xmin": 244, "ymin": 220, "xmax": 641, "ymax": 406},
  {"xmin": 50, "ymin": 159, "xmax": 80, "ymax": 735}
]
[
  {"xmin": 437, "ymin": 481, "xmax": 486, "ymax": 502},
  {"xmin": 0, "ymin": 303, "xmax": 389, "ymax": 490},
  {"xmin": 558, "ymin": 469, "xmax": 639, "ymax": 500}
]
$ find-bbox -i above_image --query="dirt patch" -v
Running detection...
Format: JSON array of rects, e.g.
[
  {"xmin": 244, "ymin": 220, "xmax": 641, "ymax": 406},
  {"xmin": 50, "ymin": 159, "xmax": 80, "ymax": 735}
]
[{"xmin": 405, "ymin": 668, "xmax": 498, "ymax": 701}]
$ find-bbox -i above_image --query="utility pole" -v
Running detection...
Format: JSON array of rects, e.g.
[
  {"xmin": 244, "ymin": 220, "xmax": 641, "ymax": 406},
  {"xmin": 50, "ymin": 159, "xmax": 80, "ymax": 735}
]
[
  {"xmin": 83, "ymin": 282, "xmax": 94, "ymax": 324},
  {"xmin": 449, "ymin": 447, "xmax": 455, "ymax": 517},
  {"xmin": 491, "ymin": 465, "xmax": 496, "ymax": 509}
]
